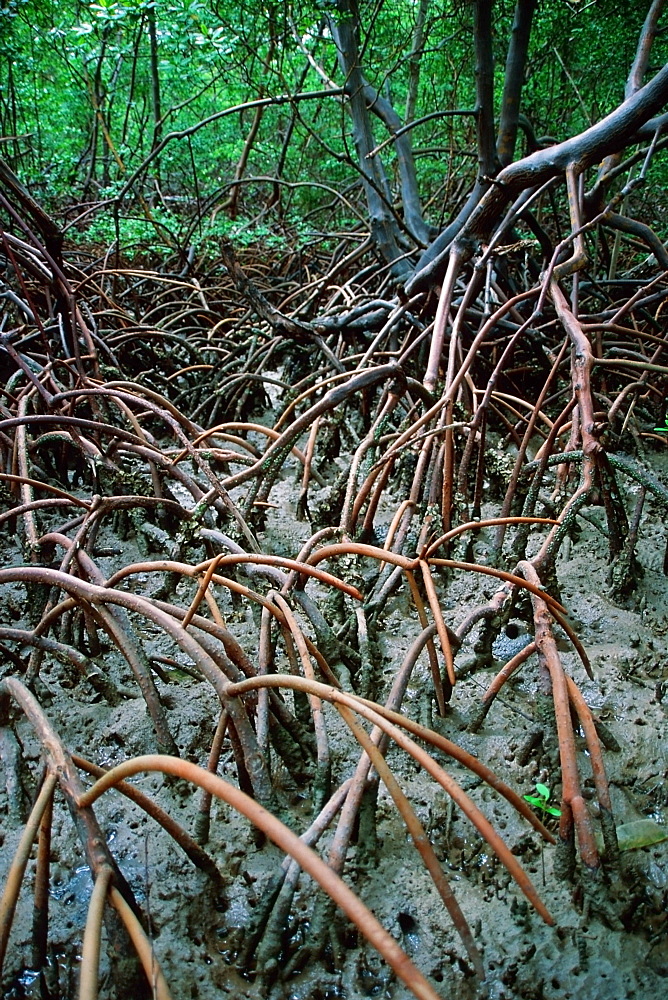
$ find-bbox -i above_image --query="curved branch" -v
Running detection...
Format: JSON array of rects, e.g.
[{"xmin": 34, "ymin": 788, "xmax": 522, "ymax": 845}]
[{"xmin": 78, "ymin": 755, "xmax": 443, "ymax": 1000}]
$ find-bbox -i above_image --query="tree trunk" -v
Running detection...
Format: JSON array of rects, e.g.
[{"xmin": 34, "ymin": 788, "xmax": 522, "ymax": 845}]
[{"xmin": 497, "ymin": 0, "xmax": 537, "ymax": 167}]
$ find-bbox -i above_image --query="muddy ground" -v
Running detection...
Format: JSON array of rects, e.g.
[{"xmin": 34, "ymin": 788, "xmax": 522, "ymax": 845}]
[{"xmin": 1, "ymin": 440, "xmax": 667, "ymax": 1000}]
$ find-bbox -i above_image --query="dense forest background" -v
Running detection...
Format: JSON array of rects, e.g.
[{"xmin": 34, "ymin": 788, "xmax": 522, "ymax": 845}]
[{"xmin": 2, "ymin": 0, "xmax": 667, "ymax": 259}]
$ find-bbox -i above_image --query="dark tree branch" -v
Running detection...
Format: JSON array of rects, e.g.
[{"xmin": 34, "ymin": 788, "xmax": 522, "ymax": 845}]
[
  {"xmin": 626, "ymin": 0, "xmax": 666, "ymax": 99},
  {"xmin": 409, "ymin": 61, "xmax": 668, "ymax": 291},
  {"xmin": 328, "ymin": 0, "xmax": 423, "ymax": 273},
  {"xmin": 598, "ymin": 0, "xmax": 666, "ymax": 180},
  {"xmin": 603, "ymin": 212, "xmax": 668, "ymax": 269},
  {"xmin": 358, "ymin": 76, "xmax": 432, "ymax": 244},
  {"xmin": 474, "ymin": 0, "xmax": 497, "ymax": 180},
  {"xmin": 114, "ymin": 89, "xmax": 345, "ymax": 204},
  {"xmin": 0, "ymin": 157, "xmax": 63, "ymax": 263},
  {"xmin": 497, "ymin": 0, "xmax": 537, "ymax": 167},
  {"xmin": 405, "ymin": 0, "xmax": 430, "ymax": 125}
]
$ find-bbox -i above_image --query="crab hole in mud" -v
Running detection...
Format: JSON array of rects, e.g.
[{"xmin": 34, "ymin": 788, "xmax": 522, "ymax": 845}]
[{"xmin": 397, "ymin": 911, "xmax": 418, "ymax": 934}]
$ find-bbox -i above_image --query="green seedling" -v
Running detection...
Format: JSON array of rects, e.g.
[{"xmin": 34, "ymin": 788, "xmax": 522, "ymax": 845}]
[
  {"xmin": 654, "ymin": 417, "xmax": 668, "ymax": 433},
  {"xmin": 523, "ymin": 783, "xmax": 561, "ymax": 817}
]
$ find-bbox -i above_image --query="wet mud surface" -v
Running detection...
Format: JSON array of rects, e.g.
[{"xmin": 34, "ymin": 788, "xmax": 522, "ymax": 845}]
[{"xmin": 1, "ymin": 445, "xmax": 667, "ymax": 1000}]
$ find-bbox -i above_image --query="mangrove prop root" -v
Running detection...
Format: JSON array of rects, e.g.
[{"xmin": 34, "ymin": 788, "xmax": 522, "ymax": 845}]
[{"xmin": 1, "ymin": 155, "xmax": 666, "ymax": 996}]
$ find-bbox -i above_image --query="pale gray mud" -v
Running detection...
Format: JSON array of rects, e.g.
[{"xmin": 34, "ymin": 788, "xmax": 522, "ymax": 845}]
[{"xmin": 1, "ymin": 449, "xmax": 667, "ymax": 1000}]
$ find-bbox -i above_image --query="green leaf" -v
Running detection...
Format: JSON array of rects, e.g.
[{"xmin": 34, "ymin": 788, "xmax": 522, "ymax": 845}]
[
  {"xmin": 523, "ymin": 795, "xmax": 543, "ymax": 807},
  {"xmin": 535, "ymin": 783, "xmax": 551, "ymax": 800},
  {"xmin": 545, "ymin": 806, "xmax": 562, "ymax": 816}
]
